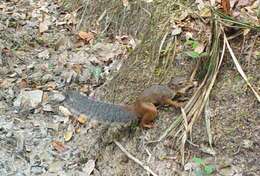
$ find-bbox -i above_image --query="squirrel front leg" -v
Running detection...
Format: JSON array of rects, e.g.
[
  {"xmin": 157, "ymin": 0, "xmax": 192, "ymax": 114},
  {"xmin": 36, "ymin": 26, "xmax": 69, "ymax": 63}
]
[{"xmin": 162, "ymin": 98, "xmax": 184, "ymax": 108}]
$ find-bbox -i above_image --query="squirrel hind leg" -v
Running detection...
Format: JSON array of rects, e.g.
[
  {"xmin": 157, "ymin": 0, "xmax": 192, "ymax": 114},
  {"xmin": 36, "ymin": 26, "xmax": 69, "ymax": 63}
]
[{"xmin": 139, "ymin": 103, "xmax": 158, "ymax": 129}]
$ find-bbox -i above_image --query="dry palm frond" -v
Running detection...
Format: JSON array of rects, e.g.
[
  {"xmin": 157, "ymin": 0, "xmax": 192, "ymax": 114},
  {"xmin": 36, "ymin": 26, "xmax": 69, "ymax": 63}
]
[
  {"xmin": 212, "ymin": 9, "xmax": 260, "ymax": 31},
  {"xmin": 176, "ymin": 17, "xmax": 224, "ymax": 163},
  {"xmin": 150, "ymin": 15, "xmax": 224, "ymax": 164}
]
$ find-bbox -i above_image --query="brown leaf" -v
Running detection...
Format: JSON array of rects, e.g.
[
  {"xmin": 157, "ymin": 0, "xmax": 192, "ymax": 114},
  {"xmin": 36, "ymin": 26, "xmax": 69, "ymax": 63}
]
[
  {"xmin": 19, "ymin": 79, "xmax": 28, "ymax": 89},
  {"xmin": 78, "ymin": 31, "xmax": 94, "ymax": 43},
  {"xmin": 51, "ymin": 141, "xmax": 67, "ymax": 152},
  {"xmin": 221, "ymin": 0, "xmax": 231, "ymax": 15}
]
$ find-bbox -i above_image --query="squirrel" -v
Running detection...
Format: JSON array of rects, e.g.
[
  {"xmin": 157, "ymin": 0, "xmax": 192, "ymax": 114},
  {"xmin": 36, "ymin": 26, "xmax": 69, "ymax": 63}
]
[{"xmin": 63, "ymin": 78, "xmax": 195, "ymax": 128}]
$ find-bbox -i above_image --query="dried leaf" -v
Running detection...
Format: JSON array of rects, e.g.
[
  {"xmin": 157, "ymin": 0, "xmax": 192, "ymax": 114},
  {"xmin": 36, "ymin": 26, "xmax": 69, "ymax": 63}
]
[
  {"xmin": 78, "ymin": 114, "xmax": 87, "ymax": 124},
  {"xmin": 221, "ymin": 0, "xmax": 231, "ymax": 15},
  {"xmin": 78, "ymin": 31, "xmax": 94, "ymax": 43},
  {"xmin": 199, "ymin": 6, "xmax": 211, "ymax": 17},
  {"xmin": 75, "ymin": 128, "xmax": 81, "ymax": 133},
  {"xmin": 52, "ymin": 141, "xmax": 66, "ymax": 152},
  {"xmin": 64, "ymin": 131, "xmax": 73, "ymax": 142}
]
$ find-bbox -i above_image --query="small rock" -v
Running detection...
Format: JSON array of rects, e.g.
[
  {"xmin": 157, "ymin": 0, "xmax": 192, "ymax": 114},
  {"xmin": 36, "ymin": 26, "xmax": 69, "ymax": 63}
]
[
  {"xmin": 53, "ymin": 115, "xmax": 69, "ymax": 124},
  {"xmin": 42, "ymin": 104, "xmax": 53, "ymax": 112},
  {"xmin": 46, "ymin": 122, "xmax": 59, "ymax": 131},
  {"xmin": 8, "ymin": 88, "xmax": 15, "ymax": 98},
  {"xmin": 82, "ymin": 160, "xmax": 95, "ymax": 176},
  {"xmin": 13, "ymin": 90, "xmax": 43, "ymax": 108},
  {"xmin": 48, "ymin": 161, "xmax": 64, "ymax": 173},
  {"xmin": 59, "ymin": 106, "xmax": 72, "ymax": 116},
  {"xmin": 49, "ymin": 92, "xmax": 65, "ymax": 103},
  {"xmin": 31, "ymin": 166, "xmax": 44, "ymax": 175}
]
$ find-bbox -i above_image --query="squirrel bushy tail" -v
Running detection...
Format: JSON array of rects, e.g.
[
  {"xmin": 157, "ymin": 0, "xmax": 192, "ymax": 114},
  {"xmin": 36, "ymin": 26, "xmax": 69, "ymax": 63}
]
[{"xmin": 63, "ymin": 91, "xmax": 137, "ymax": 123}]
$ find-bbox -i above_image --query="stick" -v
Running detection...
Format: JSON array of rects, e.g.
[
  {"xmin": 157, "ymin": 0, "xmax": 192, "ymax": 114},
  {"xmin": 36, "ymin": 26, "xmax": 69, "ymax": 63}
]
[{"xmin": 114, "ymin": 141, "xmax": 158, "ymax": 176}]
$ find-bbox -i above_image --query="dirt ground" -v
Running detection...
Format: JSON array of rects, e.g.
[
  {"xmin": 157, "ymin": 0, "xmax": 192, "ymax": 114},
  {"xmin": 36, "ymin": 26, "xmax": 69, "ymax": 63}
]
[{"xmin": 0, "ymin": 1, "xmax": 259, "ymax": 176}]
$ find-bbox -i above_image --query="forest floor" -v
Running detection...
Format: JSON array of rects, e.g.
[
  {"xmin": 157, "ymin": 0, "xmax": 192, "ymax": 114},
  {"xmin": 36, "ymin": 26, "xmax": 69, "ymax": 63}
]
[{"xmin": 0, "ymin": 0, "xmax": 259, "ymax": 176}]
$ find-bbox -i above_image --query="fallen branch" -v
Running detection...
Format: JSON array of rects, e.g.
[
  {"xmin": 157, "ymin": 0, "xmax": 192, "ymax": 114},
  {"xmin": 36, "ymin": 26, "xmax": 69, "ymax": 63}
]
[{"xmin": 114, "ymin": 140, "xmax": 158, "ymax": 176}]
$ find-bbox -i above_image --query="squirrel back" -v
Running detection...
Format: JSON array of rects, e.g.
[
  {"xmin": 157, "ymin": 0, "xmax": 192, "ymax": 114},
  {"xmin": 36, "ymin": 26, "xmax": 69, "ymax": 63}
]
[
  {"xmin": 137, "ymin": 85, "xmax": 175, "ymax": 104},
  {"xmin": 63, "ymin": 91, "xmax": 137, "ymax": 123}
]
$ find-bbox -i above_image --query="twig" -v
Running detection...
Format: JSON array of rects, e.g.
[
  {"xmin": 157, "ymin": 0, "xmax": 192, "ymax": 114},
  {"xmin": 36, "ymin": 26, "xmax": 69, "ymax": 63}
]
[
  {"xmin": 204, "ymin": 98, "xmax": 213, "ymax": 147},
  {"xmin": 145, "ymin": 148, "xmax": 152, "ymax": 163},
  {"xmin": 114, "ymin": 140, "xmax": 158, "ymax": 176},
  {"xmin": 180, "ymin": 107, "xmax": 188, "ymax": 166}
]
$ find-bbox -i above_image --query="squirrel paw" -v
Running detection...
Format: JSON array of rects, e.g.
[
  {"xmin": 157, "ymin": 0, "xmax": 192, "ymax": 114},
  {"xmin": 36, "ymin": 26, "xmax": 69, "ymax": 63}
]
[{"xmin": 173, "ymin": 101, "xmax": 184, "ymax": 108}]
